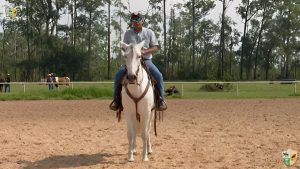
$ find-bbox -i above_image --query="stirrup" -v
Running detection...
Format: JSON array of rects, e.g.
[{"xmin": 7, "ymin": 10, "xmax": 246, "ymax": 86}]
[
  {"xmin": 156, "ymin": 99, "xmax": 167, "ymax": 111},
  {"xmin": 109, "ymin": 99, "xmax": 120, "ymax": 111}
]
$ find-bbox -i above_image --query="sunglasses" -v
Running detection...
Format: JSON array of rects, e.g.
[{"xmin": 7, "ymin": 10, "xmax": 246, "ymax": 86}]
[{"xmin": 131, "ymin": 17, "xmax": 142, "ymax": 22}]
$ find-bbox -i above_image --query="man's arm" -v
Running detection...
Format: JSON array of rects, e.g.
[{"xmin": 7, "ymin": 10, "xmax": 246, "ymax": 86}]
[
  {"xmin": 141, "ymin": 29, "xmax": 160, "ymax": 56},
  {"xmin": 141, "ymin": 45, "xmax": 159, "ymax": 56}
]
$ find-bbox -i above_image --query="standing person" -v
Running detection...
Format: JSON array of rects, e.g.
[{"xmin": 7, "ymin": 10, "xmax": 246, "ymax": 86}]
[
  {"xmin": 4, "ymin": 74, "xmax": 10, "ymax": 93},
  {"xmin": 0, "ymin": 74, "xmax": 4, "ymax": 93},
  {"xmin": 46, "ymin": 74, "xmax": 54, "ymax": 90},
  {"xmin": 109, "ymin": 12, "xmax": 167, "ymax": 111}
]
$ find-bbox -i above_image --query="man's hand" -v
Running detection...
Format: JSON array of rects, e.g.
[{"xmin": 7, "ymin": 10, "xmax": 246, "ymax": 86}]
[
  {"xmin": 141, "ymin": 47, "xmax": 147, "ymax": 56},
  {"xmin": 141, "ymin": 46, "xmax": 159, "ymax": 56}
]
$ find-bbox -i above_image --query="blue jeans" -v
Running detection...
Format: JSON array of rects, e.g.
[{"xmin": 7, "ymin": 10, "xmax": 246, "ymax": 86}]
[
  {"xmin": 48, "ymin": 84, "xmax": 54, "ymax": 90},
  {"xmin": 4, "ymin": 84, "xmax": 10, "ymax": 93},
  {"xmin": 113, "ymin": 59, "xmax": 164, "ymax": 99}
]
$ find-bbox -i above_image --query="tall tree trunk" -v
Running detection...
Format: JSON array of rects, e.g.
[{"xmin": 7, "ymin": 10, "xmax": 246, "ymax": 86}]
[
  {"xmin": 192, "ymin": 0, "xmax": 195, "ymax": 73},
  {"xmin": 72, "ymin": 0, "xmax": 77, "ymax": 47},
  {"xmin": 170, "ymin": 8, "xmax": 175, "ymax": 79},
  {"xmin": 285, "ymin": 35, "xmax": 291, "ymax": 78},
  {"xmin": 163, "ymin": 0, "xmax": 167, "ymax": 78},
  {"xmin": 119, "ymin": 11, "xmax": 122, "ymax": 66},
  {"xmin": 167, "ymin": 8, "xmax": 175, "ymax": 79},
  {"xmin": 88, "ymin": 11, "xmax": 92, "ymax": 79},
  {"xmin": 107, "ymin": 0, "xmax": 111, "ymax": 80},
  {"xmin": 218, "ymin": 0, "xmax": 226, "ymax": 80},
  {"xmin": 229, "ymin": 37, "xmax": 233, "ymax": 76},
  {"xmin": 240, "ymin": 0, "xmax": 250, "ymax": 80},
  {"xmin": 26, "ymin": 0, "xmax": 32, "ymax": 81},
  {"xmin": 253, "ymin": 9, "xmax": 266, "ymax": 80},
  {"xmin": 46, "ymin": 0, "xmax": 52, "ymax": 38},
  {"xmin": 265, "ymin": 48, "xmax": 272, "ymax": 80},
  {"xmin": 1, "ymin": 20, "xmax": 5, "ymax": 72},
  {"xmin": 284, "ymin": 9, "xmax": 292, "ymax": 79}
]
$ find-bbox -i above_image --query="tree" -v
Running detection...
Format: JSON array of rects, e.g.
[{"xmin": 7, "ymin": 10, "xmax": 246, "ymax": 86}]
[
  {"xmin": 77, "ymin": 0, "xmax": 105, "ymax": 79},
  {"xmin": 253, "ymin": 0, "xmax": 275, "ymax": 80},
  {"xmin": 237, "ymin": 0, "xmax": 257, "ymax": 80},
  {"xmin": 274, "ymin": 0, "xmax": 300, "ymax": 78}
]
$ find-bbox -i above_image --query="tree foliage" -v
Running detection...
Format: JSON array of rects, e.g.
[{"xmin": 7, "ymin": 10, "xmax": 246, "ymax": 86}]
[{"xmin": 0, "ymin": 0, "xmax": 299, "ymax": 81}]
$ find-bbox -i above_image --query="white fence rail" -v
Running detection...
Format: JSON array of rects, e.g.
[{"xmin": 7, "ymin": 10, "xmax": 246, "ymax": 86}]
[
  {"xmin": 0, "ymin": 81, "xmax": 298, "ymax": 96},
  {"xmin": 164, "ymin": 81, "xmax": 299, "ymax": 96}
]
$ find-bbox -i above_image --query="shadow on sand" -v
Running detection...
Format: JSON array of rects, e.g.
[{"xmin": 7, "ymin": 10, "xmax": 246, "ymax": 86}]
[{"xmin": 18, "ymin": 152, "xmax": 122, "ymax": 169}]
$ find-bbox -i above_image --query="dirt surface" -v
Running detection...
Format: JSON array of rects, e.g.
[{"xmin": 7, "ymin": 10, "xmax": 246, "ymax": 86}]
[{"xmin": 1, "ymin": 99, "xmax": 300, "ymax": 169}]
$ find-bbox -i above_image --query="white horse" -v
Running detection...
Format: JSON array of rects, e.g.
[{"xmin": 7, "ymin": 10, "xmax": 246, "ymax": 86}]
[{"xmin": 120, "ymin": 41, "xmax": 155, "ymax": 162}]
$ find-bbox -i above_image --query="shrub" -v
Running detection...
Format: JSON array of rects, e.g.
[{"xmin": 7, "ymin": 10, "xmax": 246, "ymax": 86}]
[{"xmin": 200, "ymin": 83, "xmax": 234, "ymax": 92}]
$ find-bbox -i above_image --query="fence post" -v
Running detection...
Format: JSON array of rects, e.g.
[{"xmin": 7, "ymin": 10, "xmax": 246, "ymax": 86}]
[
  {"xmin": 294, "ymin": 82, "xmax": 297, "ymax": 95},
  {"xmin": 23, "ymin": 83, "xmax": 26, "ymax": 93},
  {"xmin": 181, "ymin": 83, "xmax": 183, "ymax": 96},
  {"xmin": 236, "ymin": 83, "xmax": 239, "ymax": 96},
  {"xmin": 71, "ymin": 82, "xmax": 74, "ymax": 89}
]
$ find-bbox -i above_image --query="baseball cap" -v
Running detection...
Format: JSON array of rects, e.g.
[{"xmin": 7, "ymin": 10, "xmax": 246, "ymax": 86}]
[{"xmin": 130, "ymin": 12, "xmax": 143, "ymax": 22}]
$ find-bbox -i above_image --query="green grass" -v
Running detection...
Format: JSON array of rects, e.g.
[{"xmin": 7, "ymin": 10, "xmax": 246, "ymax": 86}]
[
  {"xmin": 0, "ymin": 83, "xmax": 113, "ymax": 100},
  {"xmin": 0, "ymin": 82, "xmax": 299, "ymax": 100}
]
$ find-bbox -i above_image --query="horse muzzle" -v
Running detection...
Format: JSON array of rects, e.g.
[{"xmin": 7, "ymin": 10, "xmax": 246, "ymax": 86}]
[{"xmin": 127, "ymin": 74, "xmax": 137, "ymax": 83}]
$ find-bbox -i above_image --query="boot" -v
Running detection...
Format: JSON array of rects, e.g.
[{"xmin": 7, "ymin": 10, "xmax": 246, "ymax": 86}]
[
  {"xmin": 109, "ymin": 84, "xmax": 122, "ymax": 111},
  {"xmin": 157, "ymin": 97, "xmax": 167, "ymax": 111},
  {"xmin": 109, "ymin": 98, "xmax": 121, "ymax": 111}
]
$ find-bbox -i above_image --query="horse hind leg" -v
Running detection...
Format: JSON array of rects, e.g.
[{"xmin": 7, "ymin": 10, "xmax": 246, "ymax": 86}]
[{"xmin": 147, "ymin": 110, "xmax": 155, "ymax": 155}]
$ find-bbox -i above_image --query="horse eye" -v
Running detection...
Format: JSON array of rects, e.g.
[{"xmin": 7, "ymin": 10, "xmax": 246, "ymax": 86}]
[{"xmin": 137, "ymin": 55, "xmax": 141, "ymax": 58}]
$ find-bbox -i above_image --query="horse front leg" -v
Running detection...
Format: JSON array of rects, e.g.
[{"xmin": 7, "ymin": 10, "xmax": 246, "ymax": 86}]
[
  {"xmin": 133, "ymin": 138, "xmax": 137, "ymax": 154},
  {"xmin": 141, "ymin": 130, "xmax": 149, "ymax": 161},
  {"xmin": 147, "ymin": 131, "xmax": 152, "ymax": 155},
  {"xmin": 127, "ymin": 125, "xmax": 136, "ymax": 162},
  {"xmin": 141, "ymin": 114, "xmax": 153, "ymax": 161}
]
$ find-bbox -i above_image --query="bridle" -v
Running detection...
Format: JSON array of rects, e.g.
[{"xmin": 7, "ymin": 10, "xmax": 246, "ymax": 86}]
[{"xmin": 125, "ymin": 63, "xmax": 143, "ymax": 86}]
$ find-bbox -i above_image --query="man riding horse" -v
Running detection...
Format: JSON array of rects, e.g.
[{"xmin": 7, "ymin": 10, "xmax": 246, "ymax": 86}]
[{"xmin": 110, "ymin": 12, "xmax": 167, "ymax": 111}]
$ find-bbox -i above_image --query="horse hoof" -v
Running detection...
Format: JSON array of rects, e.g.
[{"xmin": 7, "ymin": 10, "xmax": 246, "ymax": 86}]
[
  {"xmin": 143, "ymin": 157, "xmax": 149, "ymax": 161},
  {"xmin": 128, "ymin": 158, "xmax": 134, "ymax": 162}
]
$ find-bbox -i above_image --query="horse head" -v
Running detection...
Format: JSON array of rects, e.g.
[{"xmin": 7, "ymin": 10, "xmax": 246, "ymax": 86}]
[{"xmin": 120, "ymin": 41, "xmax": 145, "ymax": 84}]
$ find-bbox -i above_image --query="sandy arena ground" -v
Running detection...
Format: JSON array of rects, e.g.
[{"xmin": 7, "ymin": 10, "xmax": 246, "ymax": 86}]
[{"xmin": 0, "ymin": 99, "xmax": 300, "ymax": 169}]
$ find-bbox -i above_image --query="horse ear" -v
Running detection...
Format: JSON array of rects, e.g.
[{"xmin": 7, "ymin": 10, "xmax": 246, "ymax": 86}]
[{"xmin": 120, "ymin": 42, "xmax": 129, "ymax": 52}]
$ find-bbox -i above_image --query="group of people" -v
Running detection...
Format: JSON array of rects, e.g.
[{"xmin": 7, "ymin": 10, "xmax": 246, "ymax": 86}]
[
  {"xmin": 0, "ymin": 74, "xmax": 11, "ymax": 93},
  {"xmin": 46, "ymin": 73, "xmax": 57, "ymax": 90}
]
